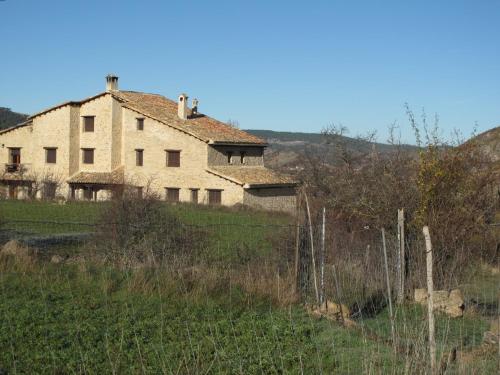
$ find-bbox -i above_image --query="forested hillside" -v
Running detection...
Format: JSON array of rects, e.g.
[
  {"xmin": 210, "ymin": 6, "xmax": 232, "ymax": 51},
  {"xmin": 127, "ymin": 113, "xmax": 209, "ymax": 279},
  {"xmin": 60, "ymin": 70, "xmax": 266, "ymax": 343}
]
[{"xmin": 0, "ymin": 107, "xmax": 29, "ymax": 130}]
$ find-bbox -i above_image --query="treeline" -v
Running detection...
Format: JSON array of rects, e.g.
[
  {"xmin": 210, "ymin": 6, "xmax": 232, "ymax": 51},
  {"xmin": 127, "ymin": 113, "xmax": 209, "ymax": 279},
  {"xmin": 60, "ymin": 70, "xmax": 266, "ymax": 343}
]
[{"xmin": 0, "ymin": 107, "xmax": 29, "ymax": 130}]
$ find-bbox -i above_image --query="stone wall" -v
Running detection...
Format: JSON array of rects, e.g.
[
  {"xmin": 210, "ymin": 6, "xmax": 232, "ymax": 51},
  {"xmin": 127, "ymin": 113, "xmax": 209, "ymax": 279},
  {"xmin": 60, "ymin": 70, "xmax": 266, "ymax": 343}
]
[
  {"xmin": 79, "ymin": 94, "xmax": 114, "ymax": 173},
  {"xmin": 208, "ymin": 145, "xmax": 264, "ymax": 166},
  {"xmin": 121, "ymin": 107, "xmax": 245, "ymax": 205},
  {"xmin": 243, "ymin": 186, "xmax": 296, "ymax": 212}
]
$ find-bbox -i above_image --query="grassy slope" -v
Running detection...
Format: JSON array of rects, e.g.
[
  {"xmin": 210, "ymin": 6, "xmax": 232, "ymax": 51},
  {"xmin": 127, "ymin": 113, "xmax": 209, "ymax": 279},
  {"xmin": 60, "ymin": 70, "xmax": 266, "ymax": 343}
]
[
  {"xmin": 0, "ymin": 264, "xmax": 398, "ymax": 374},
  {"xmin": 0, "ymin": 201, "xmax": 292, "ymax": 261},
  {"xmin": 0, "ymin": 201, "xmax": 497, "ymax": 373}
]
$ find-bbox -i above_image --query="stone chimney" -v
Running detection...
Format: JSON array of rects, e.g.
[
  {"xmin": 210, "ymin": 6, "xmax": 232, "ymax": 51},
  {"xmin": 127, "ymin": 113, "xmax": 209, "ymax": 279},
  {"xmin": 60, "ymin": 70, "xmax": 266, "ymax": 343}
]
[
  {"xmin": 191, "ymin": 98, "xmax": 199, "ymax": 115},
  {"xmin": 106, "ymin": 74, "xmax": 119, "ymax": 91},
  {"xmin": 178, "ymin": 93, "xmax": 188, "ymax": 120}
]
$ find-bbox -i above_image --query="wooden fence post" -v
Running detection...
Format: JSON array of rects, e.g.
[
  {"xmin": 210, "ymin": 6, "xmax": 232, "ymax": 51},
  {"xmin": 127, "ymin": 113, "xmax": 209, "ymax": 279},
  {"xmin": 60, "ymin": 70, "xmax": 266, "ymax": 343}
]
[
  {"xmin": 423, "ymin": 226, "xmax": 436, "ymax": 374},
  {"xmin": 397, "ymin": 209, "xmax": 405, "ymax": 304},
  {"xmin": 320, "ymin": 207, "xmax": 326, "ymax": 305},
  {"xmin": 294, "ymin": 197, "xmax": 301, "ymax": 293},
  {"xmin": 382, "ymin": 228, "xmax": 396, "ymax": 351},
  {"xmin": 304, "ymin": 192, "xmax": 320, "ymax": 305}
]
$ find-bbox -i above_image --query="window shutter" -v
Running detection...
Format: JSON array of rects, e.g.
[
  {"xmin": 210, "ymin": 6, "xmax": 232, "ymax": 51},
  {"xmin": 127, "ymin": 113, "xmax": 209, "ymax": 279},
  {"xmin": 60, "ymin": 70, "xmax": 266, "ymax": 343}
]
[
  {"xmin": 84, "ymin": 117, "xmax": 94, "ymax": 132},
  {"xmin": 208, "ymin": 190, "xmax": 222, "ymax": 205},
  {"xmin": 136, "ymin": 149, "xmax": 143, "ymax": 166},
  {"xmin": 166, "ymin": 151, "xmax": 180, "ymax": 167},
  {"xmin": 46, "ymin": 148, "xmax": 57, "ymax": 163}
]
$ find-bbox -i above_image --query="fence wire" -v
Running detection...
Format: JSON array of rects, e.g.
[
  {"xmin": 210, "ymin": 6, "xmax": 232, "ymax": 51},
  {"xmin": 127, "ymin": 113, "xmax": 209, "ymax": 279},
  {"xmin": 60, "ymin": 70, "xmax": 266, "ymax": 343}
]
[{"xmin": 0, "ymin": 202, "xmax": 498, "ymax": 374}]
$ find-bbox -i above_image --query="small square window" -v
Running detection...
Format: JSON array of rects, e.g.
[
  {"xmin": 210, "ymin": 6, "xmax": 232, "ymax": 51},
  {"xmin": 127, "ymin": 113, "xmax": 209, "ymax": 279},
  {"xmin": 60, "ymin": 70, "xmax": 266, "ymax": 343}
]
[
  {"xmin": 136, "ymin": 118, "xmax": 144, "ymax": 131},
  {"xmin": 166, "ymin": 150, "xmax": 181, "ymax": 167},
  {"xmin": 135, "ymin": 149, "xmax": 143, "ymax": 166},
  {"xmin": 83, "ymin": 116, "xmax": 95, "ymax": 132},
  {"xmin": 82, "ymin": 148, "xmax": 94, "ymax": 164},
  {"xmin": 45, "ymin": 148, "xmax": 57, "ymax": 164},
  {"xmin": 207, "ymin": 189, "xmax": 222, "ymax": 205},
  {"xmin": 165, "ymin": 188, "xmax": 180, "ymax": 202}
]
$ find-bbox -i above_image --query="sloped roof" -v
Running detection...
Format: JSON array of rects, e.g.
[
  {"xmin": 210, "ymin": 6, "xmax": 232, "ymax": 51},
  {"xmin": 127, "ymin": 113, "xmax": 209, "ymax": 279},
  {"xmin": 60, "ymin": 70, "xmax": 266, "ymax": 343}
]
[
  {"xmin": 0, "ymin": 120, "xmax": 33, "ymax": 135},
  {"xmin": 2, "ymin": 89, "xmax": 267, "ymax": 145},
  {"xmin": 207, "ymin": 166, "xmax": 297, "ymax": 188},
  {"xmin": 67, "ymin": 166, "xmax": 124, "ymax": 185},
  {"xmin": 112, "ymin": 91, "xmax": 267, "ymax": 145}
]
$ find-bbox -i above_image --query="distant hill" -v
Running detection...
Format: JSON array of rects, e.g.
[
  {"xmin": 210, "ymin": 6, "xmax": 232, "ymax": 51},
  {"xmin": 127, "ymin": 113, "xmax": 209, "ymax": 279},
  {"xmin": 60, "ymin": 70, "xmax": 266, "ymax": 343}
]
[
  {"xmin": 469, "ymin": 126, "xmax": 500, "ymax": 162},
  {"xmin": 0, "ymin": 107, "xmax": 29, "ymax": 130},
  {"xmin": 245, "ymin": 129, "xmax": 419, "ymax": 168}
]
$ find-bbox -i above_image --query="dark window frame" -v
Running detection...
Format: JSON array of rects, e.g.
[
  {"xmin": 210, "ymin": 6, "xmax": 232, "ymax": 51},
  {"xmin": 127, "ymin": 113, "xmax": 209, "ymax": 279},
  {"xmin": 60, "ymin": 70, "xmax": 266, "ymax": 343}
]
[
  {"xmin": 165, "ymin": 150, "xmax": 181, "ymax": 167},
  {"xmin": 165, "ymin": 187, "xmax": 180, "ymax": 202},
  {"xmin": 190, "ymin": 188, "xmax": 199, "ymax": 203},
  {"xmin": 42, "ymin": 182, "xmax": 57, "ymax": 200},
  {"xmin": 8, "ymin": 147, "xmax": 21, "ymax": 164},
  {"xmin": 135, "ymin": 149, "xmax": 144, "ymax": 166},
  {"xmin": 136, "ymin": 118, "xmax": 144, "ymax": 131},
  {"xmin": 83, "ymin": 116, "xmax": 95, "ymax": 132},
  {"xmin": 82, "ymin": 148, "xmax": 95, "ymax": 164},
  {"xmin": 45, "ymin": 147, "xmax": 57, "ymax": 164},
  {"xmin": 207, "ymin": 189, "xmax": 222, "ymax": 205}
]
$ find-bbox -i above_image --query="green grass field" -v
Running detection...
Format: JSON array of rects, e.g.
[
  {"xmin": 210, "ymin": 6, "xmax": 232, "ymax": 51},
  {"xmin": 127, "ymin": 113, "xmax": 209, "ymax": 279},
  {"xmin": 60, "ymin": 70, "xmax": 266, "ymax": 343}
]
[
  {"xmin": 0, "ymin": 263, "xmax": 400, "ymax": 374},
  {"xmin": 0, "ymin": 201, "xmax": 498, "ymax": 374},
  {"xmin": 0, "ymin": 200, "xmax": 293, "ymax": 262}
]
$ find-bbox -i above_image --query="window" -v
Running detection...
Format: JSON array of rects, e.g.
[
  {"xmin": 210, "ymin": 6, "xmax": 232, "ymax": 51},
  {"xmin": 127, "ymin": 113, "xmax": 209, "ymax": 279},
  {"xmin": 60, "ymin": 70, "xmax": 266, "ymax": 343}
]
[
  {"xmin": 45, "ymin": 148, "xmax": 57, "ymax": 164},
  {"xmin": 207, "ymin": 189, "xmax": 222, "ymax": 205},
  {"xmin": 82, "ymin": 148, "xmax": 94, "ymax": 164},
  {"xmin": 240, "ymin": 151, "xmax": 246, "ymax": 164},
  {"xmin": 83, "ymin": 116, "xmax": 95, "ymax": 132},
  {"xmin": 227, "ymin": 151, "xmax": 233, "ymax": 164},
  {"xmin": 135, "ymin": 149, "xmax": 143, "ymax": 166},
  {"xmin": 190, "ymin": 188, "xmax": 199, "ymax": 203},
  {"xmin": 165, "ymin": 187, "xmax": 180, "ymax": 202},
  {"xmin": 136, "ymin": 118, "xmax": 144, "ymax": 130},
  {"xmin": 9, "ymin": 148, "xmax": 21, "ymax": 164},
  {"xmin": 166, "ymin": 150, "xmax": 180, "ymax": 167},
  {"xmin": 42, "ymin": 182, "xmax": 57, "ymax": 200}
]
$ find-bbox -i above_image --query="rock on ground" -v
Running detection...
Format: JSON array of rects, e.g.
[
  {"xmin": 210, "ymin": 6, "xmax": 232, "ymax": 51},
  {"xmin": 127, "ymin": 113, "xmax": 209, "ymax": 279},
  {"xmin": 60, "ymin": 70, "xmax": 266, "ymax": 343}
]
[
  {"xmin": 414, "ymin": 288, "xmax": 465, "ymax": 317},
  {"xmin": 0, "ymin": 240, "xmax": 38, "ymax": 262}
]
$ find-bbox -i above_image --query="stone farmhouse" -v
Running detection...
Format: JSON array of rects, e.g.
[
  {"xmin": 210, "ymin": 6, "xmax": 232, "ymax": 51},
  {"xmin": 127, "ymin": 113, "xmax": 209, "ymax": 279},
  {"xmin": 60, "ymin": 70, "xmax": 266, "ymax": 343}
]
[{"xmin": 0, "ymin": 75, "xmax": 296, "ymax": 211}]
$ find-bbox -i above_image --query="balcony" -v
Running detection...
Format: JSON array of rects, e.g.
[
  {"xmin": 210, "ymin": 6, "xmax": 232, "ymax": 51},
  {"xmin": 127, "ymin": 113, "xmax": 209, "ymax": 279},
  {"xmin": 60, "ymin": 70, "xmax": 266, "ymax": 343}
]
[{"xmin": 4, "ymin": 163, "xmax": 27, "ymax": 173}]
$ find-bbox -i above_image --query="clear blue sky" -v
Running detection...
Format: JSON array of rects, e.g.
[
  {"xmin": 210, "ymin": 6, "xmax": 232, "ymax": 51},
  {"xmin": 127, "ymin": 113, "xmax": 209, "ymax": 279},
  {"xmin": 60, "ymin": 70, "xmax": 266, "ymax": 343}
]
[{"xmin": 1, "ymin": 0, "xmax": 499, "ymax": 143}]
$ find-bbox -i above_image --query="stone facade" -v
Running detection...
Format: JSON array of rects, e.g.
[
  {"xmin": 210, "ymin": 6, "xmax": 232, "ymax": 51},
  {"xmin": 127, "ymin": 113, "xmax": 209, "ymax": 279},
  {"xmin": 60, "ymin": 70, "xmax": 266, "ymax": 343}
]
[
  {"xmin": 0, "ymin": 77, "xmax": 297, "ymax": 211},
  {"xmin": 243, "ymin": 187, "xmax": 297, "ymax": 213}
]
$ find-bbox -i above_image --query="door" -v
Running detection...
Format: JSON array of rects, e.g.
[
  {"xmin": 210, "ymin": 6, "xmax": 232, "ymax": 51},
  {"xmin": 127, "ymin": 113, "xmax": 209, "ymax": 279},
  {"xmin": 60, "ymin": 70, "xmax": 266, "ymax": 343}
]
[
  {"xmin": 8, "ymin": 185, "xmax": 18, "ymax": 199},
  {"xmin": 9, "ymin": 148, "xmax": 21, "ymax": 164}
]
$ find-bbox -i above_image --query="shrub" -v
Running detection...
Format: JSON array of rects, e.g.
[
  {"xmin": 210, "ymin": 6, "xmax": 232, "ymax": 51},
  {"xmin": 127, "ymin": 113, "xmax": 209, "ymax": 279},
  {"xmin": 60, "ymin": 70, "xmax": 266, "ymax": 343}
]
[{"xmin": 95, "ymin": 189, "xmax": 200, "ymax": 267}]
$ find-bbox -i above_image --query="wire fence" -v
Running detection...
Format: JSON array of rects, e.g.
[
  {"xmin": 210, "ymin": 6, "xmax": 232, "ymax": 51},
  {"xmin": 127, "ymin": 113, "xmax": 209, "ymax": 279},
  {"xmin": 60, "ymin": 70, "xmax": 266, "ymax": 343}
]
[{"xmin": 0, "ymin": 203, "xmax": 498, "ymax": 374}]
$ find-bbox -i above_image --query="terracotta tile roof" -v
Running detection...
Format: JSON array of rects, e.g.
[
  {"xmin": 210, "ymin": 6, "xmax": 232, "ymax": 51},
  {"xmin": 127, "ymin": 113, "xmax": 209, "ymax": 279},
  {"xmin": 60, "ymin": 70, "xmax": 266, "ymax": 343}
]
[
  {"xmin": 207, "ymin": 166, "xmax": 297, "ymax": 188},
  {"xmin": 0, "ymin": 172, "xmax": 33, "ymax": 182},
  {"xmin": 67, "ymin": 166, "xmax": 124, "ymax": 185},
  {"xmin": 0, "ymin": 120, "xmax": 33, "ymax": 135},
  {"xmin": 112, "ymin": 91, "xmax": 267, "ymax": 145}
]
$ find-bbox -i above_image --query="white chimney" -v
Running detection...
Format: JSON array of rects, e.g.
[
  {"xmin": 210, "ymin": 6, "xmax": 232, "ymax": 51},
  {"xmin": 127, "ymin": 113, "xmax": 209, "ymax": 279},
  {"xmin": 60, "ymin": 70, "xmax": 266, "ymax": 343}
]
[
  {"xmin": 106, "ymin": 74, "xmax": 119, "ymax": 91},
  {"xmin": 178, "ymin": 93, "xmax": 188, "ymax": 120}
]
